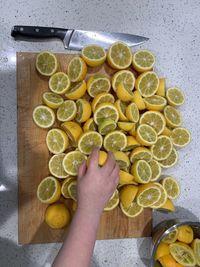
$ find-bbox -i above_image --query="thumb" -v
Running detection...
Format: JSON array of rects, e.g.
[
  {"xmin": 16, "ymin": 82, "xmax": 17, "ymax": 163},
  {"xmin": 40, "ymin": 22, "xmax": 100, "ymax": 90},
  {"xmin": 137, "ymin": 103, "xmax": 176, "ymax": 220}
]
[{"xmin": 78, "ymin": 160, "xmax": 87, "ymax": 179}]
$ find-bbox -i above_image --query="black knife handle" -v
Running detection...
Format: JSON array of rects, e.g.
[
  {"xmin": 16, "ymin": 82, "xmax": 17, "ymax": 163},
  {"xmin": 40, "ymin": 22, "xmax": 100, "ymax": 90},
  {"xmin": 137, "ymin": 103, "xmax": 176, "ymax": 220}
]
[{"xmin": 11, "ymin": 25, "xmax": 67, "ymax": 40}]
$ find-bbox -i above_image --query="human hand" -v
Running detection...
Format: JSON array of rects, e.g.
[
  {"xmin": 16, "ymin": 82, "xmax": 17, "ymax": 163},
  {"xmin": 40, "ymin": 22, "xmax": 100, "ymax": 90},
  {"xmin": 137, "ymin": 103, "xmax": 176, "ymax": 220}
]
[{"xmin": 77, "ymin": 148, "xmax": 119, "ymax": 218}]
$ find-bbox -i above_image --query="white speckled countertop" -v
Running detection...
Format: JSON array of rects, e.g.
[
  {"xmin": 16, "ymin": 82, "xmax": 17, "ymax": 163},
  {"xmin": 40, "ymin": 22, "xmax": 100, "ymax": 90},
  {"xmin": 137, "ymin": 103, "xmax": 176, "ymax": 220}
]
[{"xmin": 0, "ymin": 0, "xmax": 200, "ymax": 266}]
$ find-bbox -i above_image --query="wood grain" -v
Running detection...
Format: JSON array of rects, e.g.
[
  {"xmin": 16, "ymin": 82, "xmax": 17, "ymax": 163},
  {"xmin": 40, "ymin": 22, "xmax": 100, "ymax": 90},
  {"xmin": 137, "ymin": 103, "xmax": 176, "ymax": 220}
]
[{"xmin": 17, "ymin": 52, "xmax": 152, "ymax": 244}]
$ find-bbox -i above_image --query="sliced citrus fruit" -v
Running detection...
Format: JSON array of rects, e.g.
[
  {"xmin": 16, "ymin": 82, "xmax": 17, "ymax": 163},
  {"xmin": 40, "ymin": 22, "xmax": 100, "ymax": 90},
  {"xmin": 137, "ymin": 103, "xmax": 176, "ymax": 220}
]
[
  {"xmin": 68, "ymin": 180, "xmax": 77, "ymax": 201},
  {"xmin": 120, "ymin": 201, "xmax": 143, "ymax": 218},
  {"xmin": 177, "ymin": 225, "xmax": 194, "ymax": 244},
  {"xmin": 111, "ymin": 70, "xmax": 135, "ymax": 92},
  {"xmin": 169, "ymin": 242, "xmax": 196, "ymax": 266},
  {"xmin": 57, "ymin": 100, "xmax": 77, "ymax": 122},
  {"xmin": 158, "ymin": 198, "xmax": 175, "ymax": 212},
  {"xmin": 78, "ymin": 131, "xmax": 103, "ymax": 155},
  {"xmin": 93, "ymin": 102, "xmax": 119, "ymax": 125},
  {"xmin": 132, "ymin": 50, "xmax": 155, "ymax": 72},
  {"xmin": 149, "ymin": 159, "xmax": 161, "ymax": 181},
  {"xmin": 67, "ymin": 56, "xmax": 87, "ymax": 82},
  {"xmin": 104, "ymin": 189, "xmax": 119, "ymax": 211},
  {"xmin": 49, "ymin": 153, "xmax": 69, "ymax": 178},
  {"xmin": 191, "ymin": 238, "xmax": 200, "ymax": 265},
  {"xmin": 62, "ymin": 151, "xmax": 87, "ymax": 176},
  {"xmin": 144, "ymin": 95, "xmax": 167, "ymax": 111},
  {"xmin": 107, "ymin": 41, "xmax": 132, "ymax": 70},
  {"xmin": 113, "ymin": 151, "xmax": 130, "ymax": 171},
  {"xmin": 33, "ymin": 105, "xmax": 55, "ymax": 128},
  {"xmin": 46, "ymin": 128, "xmax": 69, "ymax": 154},
  {"xmin": 131, "ymin": 160, "xmax": 152, "ymax": 184},
  {"xmin": 150, "ymin": 183, "xmax": 168, "ymax": 209},
  {"xmin": 119, "ymin": 185, "xmax": 138, "ymax": 208},
  {"xmin": 61, "ymin": 177, "xmax": 76, "ymax": 198},
  {"xmin": 128, "ymin": 123, "xmax": 137, "ymax": 136},
  {"xmin": 123, "ymin": 136, "xmax": 141, "ymax": 151},
  {"xmin": 161, "ymin": 177, "xmax": 180, "ymax": 200},
  {"xmin": 119, "ymin": 170, "xmax": 137, "ymax": 185},
  {"xmin": 155, "ymin": 242, "xmax": 170, "ymax": 260},
  {"xmin": 140, "ymin": 111, "xmax": 166, "ymax": 135},
  {"xmin": 61, "ymin": 121, "xmax": 83, "ymax": 147},
  {"xmin": 42, "ymin": 92, "xmax": 64, "ymax": 109},
  {"xmin": 114, "ymin": 100, "xmax": 128, "ymax": 121},
  {"xmin": 87, "ymin": 74, "xmax": 111, "ymax": 97},
  {"xmin": 136, "ymin": 124, "xmax": 158, "ymax": 146},
  {"xmin": 132, "ymin": 90, "xmax": 146, "ymax": 110},
  {"xmin": 116, "ymin": 83, "xmax": 134, "ymax": 102},
  {"xmin": 104, "ymin": 131, "xmax": 127, "ymax": 152},
  {"xmin": 156, "ymin": 78, "xmax": 165, "ymax": 97},
  {"xmin": 130, "ymin": 147, "xmax": 152, "ymax": 163},
  {"xmin": 98, "ymin": 118, "xmax": 117, "ymax": 135},
  {"xmin": 151, "ymin": 135, "xmax": 173, "ymax": 160},
  {"xmin": 83, "ymin": 118, "xmax": 97, "ymax": 132},
  {"xmin": 65, "ymin": 80, "xmax": 87, "ymax": 100},
  {"xmin": 87, "ymin": 150, "xmax": 107, "ymax": 167},
  {"xmin": 125, "ymin": 102, "xmax": 139, "ymax": 122},
  {"xmin": 36, "ymin": 51, "xmax": 58, "ymax": 76},
  {"xmin": 164, "ymin": 105, "xmax": 182, "ymax": 128},
  {"xmin": 136, "ymin": 183, "xmax": 161, "ymax": 207},
  {"xmin": 135, "ymin": 71, "xmax": 159, "ymax": 97},
  {"xmin": 158, "ymin": 254, "xmax": 183, "ymax": 267},
  {"xmin": 117, "ymin": 122, "xmax": 135, "ymax": 131},
  {"xmin": 49, "ymin": 72, "xmax": 71, "ymax": 94},
  {"xmin": 166, "ymin": 87, "xmax": 185, "ymax": 107},
  {"xmin": 75, "ymin": 99, "xmax": 92, "ymax": 123},
  {"xmin": 162, "ymin": 127, "xmax": 172, "ymax": 137},
  {"xmin": 91, "ymin": 92, "xmax": 115, "ymax": 112},
  {"xmin": 37, "ymin": 176, "xmax": 61, "ymax": 204},
  {"xmin": 171, "ymin": 127, "xmax": 191, "ymax": 148},
  {"xmin": 81, "ymin": 44, "xmax": 106, "ymax": 67},
  {"xmin": 159, "ymin": 148, "xmax": 178, "ymax": 168}
]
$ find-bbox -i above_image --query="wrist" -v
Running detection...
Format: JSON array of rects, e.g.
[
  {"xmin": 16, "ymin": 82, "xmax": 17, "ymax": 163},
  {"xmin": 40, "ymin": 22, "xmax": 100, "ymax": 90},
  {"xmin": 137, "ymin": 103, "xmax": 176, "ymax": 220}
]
[{"xmin": 76, "ymin": 205, "xmax": 102, "ymax": 223}]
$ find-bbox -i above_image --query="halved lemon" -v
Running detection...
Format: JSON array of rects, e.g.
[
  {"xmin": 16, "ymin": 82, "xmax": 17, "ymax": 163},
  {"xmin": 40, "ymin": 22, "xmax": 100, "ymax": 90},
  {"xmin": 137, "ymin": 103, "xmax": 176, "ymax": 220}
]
[
  {"xmin": 91, "ymin": 92, "xmax": 115, "ymax": 112},
  {"xmin": 123, "ymin": 136, "xmax": 141, "ymax": 151},
  {"xmin": 120, "ymin": 201, "xmax": 143, "ymax": 218},
  {"xmin": 62, "ymin": 151, "xmax": 87, "ymax": 176},
  {"xmin": 155, "ymin": 242, "xmax": 170, "ymax": 260},
  {"xmin": 136, "ymin": 183, "xmax": 161, "ymax": 207},
  {"xmin": 162, "ymin": 126, "xmax": 172, "ymax": 137},
  {"xmin": 177, "ymin": 225, "xmax": 194, "ymax": 244},
  {"xmin": 117, "ymin": 122, "xmax": 135, "ymax": 131},
  {"xmin": 37, "ymin": 176, "xmax": 61, "ymax": 204},
  {"xmin": 144, "ymin": 95, "xmax": 167, "ymax": 111},
  {"xmin": 112, "ymin": 70, "xmax": 135, "ymax": 92},
  {"xmin": 49, "ymin": 153, "xmax": 69, "ymax": 178},
  {"xmin": 166, "ymin": 87, "xmax": 185, "ymax": 107},
  {"xmin": 36, "ymin": 51, "xmax": 58, "ymax": 76},
  {"xmin": 116, "ymin": 83, "xmax": 134, "ymax": 102},
  {"xmin": 87, "ymin": 150, "xmax": 107, "ymax": 167},
  {"xmin": 81, "ymin": 44, "xmax": 106, "ymax": 67},
  {"xmin": 158, "ymin": 198, "xmax": 175, "ymax": 212},
  {"xmin": 67, "ymin": 56, "xmax": 87, "ymax": 82},
  {"xmin": 42, "ymin": 92, "xmax": 64, "ymax": 109},
  {"xmin": 65, "ymin": 80, "xmax": 87, "ymax": 100},
  {"xmin": 159, "ymin": 148, "xmax": 178, "ymax": 168},
  {"xmin": 150, "ymin": 183, "xmax": 168, "ymax": 209},
  {"xmin": 119, "ymin": 170, "xmax": 138, "ymax": 185},
  {"xmin": 151, "ymin": 135, "xmax": 173, "ymax": 160},
  {"xmin": 158, "ymin": 254, "xmax": 183, "ymax": 267},
  {"xmin": 132, "ymin": 90, "xmax": 146, "ymax": 110},
  {"xmin": 78, "ymin": 131, "xmax": 103, "ymax": 155},
  {"xmin": 49, "ymin": 72, "xmax": 71, "ymax": 94},
  {"xmin": 149, "ymin": 160, "xmax": 161, "ymax": 181},
  {"xmin": 131, "ymin": 160, "xmax": 152, "ymax": 184},
  {"xmin": 104, "ymin": 189, "xmax": 119, "ymax": 211},
  {"xmin": 169, "ymin": 242, "xmax": 196, "ymax": 266},
  {"xmin": 113, "ymin": 151, "xmax": 130, "ymax": 171},
  {"xmin": 61, "ymin": 177, "xmax": 76, "ymax": 198},
  {"xmin": 164, "ymin": 105, "xmax": 182, "ymax": 128},
  {"xmin": 191, "ymin": 238, "xmax": 200, "ymax": 265},
  {"xmin": 128, "ymin": 123, "xmax": 137, "ymax": 137},
  {"xmin": 126, "ymin": 102, "xmax": 139, "ymax": 122},
  {"xmin": 33, "ymin": 105, "xmax": 55, "ymax": 128},
  {"xmin": 156, "ymin": 78, "xmax": 165, "ymax": 97},
  {"xmin": 171, "ymin": 127, "xmax": 191, "ymax": 148},
  {"xmin": 140, "ymin": 111, "xmax": 166, "ymax": 135},
  {"xmin": 93, "ymin": 102, "xmax": 119, "ymax": 125},
  {"xmin": 98, "ymin": 118, "xmax": 117, "ymax": 135},
  {"xmin": 161, "ymin": 176, "xmax": 180, "ymax": 200},
  {"xmin": 130, "ymin": 147, "xmax": 152, "ymax": 163},
  {"xmin": 75, "ymin": 99, "xmax": 92, "ymax": 123},
  {"xmin": 46, "ymin": 128, "xmax": 69, "ymax": 154},
  {"xmin": 136, "ymin": 124, "xmax": 158, "ymax": 146},
  {"xmin": 107, "ymin": 42, "xmax": 132, "ymax": 69},
  {"xmin": 87, "ymin": 74, "xmax": 111, "ymax": 97},
  {"xmin": 57, "ymin": 100, "xmax": 77, "ymax": 122},
  {"xmin": 119, "ymin": 184, "xmax": 138, "ymax": 208},
  {"xmin": 61, "ymin": 121, "xmax": 83, "ymax": 147},
  {"xmin": 135, "ymin": 71, "xmax": 159, "ymax": 97},
  {"xmin": 132, "ymin": 50, "xmax": 155, "ymax": 72},
  {"xmin": 104, "ymin": 131, "xmax": 127, "ymax": 152},
  {"xmin": 83, "ymin": 118, "xmax": 97, "ymax": 132},
  {"xmin": 114, "ymin": 100, "xmax": 128, "ymax": 121},
  {"xmin": 68, "ymin": 180, "xmax": 77, "ymax": 201}
]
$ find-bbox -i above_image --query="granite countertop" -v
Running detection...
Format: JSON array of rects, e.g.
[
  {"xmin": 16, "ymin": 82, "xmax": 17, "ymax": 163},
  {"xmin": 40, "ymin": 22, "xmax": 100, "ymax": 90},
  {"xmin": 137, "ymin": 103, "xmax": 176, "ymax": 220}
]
[{"xmin": 0, "ymin": 0, "xmax": 200, "ymax": 266}]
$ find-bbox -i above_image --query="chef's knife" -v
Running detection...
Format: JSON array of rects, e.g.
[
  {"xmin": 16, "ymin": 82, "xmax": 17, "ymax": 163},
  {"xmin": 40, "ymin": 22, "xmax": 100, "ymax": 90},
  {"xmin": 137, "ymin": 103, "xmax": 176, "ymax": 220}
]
[{"xmin": 11, "ymin": 25, "xmax": 149, "ymax": 50}]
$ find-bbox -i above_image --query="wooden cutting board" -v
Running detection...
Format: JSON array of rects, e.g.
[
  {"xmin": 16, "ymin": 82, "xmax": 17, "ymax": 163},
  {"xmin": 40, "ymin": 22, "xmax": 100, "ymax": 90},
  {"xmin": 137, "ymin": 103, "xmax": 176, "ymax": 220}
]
[{"xmin": 17, "ymin": 52, "xmax": 152, "ymax": 244}]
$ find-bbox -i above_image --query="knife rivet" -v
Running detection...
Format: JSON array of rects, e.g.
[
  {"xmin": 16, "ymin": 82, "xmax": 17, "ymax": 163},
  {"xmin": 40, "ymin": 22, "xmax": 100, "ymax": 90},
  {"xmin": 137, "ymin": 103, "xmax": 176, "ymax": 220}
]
[
  {"xmin": 51, "ymin": 29, "xmax": 55, "ymax": 33},
  {"xmin": 20, "ymin": 27, "xmax": 24, "ymax": 31},
  {"xmin": 35, "ymin": 28, "xmax": 39, "ymax": 32}
]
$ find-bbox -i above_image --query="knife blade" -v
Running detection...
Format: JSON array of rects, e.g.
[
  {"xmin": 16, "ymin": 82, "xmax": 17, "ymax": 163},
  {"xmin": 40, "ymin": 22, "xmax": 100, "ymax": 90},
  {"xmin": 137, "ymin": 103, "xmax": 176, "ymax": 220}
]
[{"xmin": 11, "ymin": 25, "xmax": 149, "ymax": 50}]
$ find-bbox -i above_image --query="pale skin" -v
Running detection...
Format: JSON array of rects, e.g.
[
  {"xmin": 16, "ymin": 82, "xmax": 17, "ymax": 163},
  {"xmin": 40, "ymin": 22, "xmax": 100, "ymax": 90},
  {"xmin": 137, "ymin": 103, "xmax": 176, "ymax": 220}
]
[{"xmin": 52, "ymin": 148, "xmax": 120, "ymax": 267}]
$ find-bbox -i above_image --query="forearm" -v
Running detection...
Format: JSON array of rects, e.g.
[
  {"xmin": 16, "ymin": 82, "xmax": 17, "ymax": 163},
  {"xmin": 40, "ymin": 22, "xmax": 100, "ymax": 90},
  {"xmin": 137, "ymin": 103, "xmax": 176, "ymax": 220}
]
[{"xmin": 52, "ymin": 207, "xmax": 101, "ymax": 267}]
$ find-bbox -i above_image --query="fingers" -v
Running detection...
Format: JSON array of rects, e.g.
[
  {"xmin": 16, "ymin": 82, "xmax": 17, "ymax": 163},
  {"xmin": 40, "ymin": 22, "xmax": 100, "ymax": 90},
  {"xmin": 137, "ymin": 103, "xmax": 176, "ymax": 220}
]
[
  {"xmin": 111, "ymin": 163, "xmax": 120, "ymax": 185},
  {"xmin": 102, "ymin": 151, "xmax": 116, "ymax": 174},
  {"xmin": 88, "ymin": 147, "xmax": 100, "ymax": 170},
  {"xmin": 78, "ymin": 160, "xmax": 87, "ymax": 179}
]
